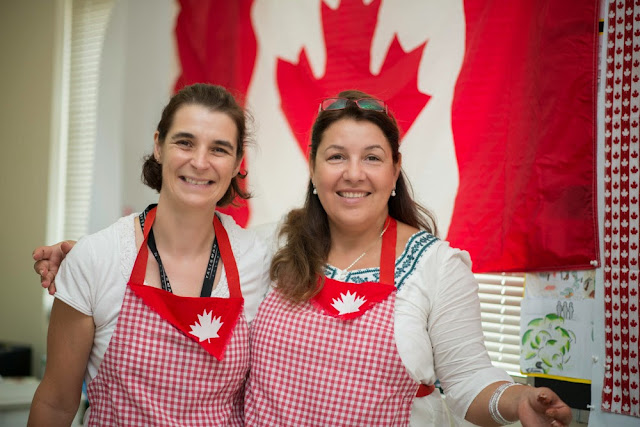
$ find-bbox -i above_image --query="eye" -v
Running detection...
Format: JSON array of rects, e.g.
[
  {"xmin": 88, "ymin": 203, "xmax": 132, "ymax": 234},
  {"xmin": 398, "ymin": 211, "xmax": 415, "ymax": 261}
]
[
  {"xmin": 365, "ymin": 154, "xmax": 382, "ymax": 162},
  {"xmin": 327, "ymin": 153, "xmax": 345, "ymax": 161},
  {"xmin": 175, "ymin": 139, "xmax": 192, "ymax": 147},
  {"xmin": 211, "ymin": 145, "xmax": 233, "ymax": 156}
]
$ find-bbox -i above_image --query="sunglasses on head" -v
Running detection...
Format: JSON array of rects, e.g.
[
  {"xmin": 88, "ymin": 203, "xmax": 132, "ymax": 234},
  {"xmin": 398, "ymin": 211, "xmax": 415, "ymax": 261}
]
[{"xmin": 318, "ymin": 97, "xmax": 388, "ymax": 114}]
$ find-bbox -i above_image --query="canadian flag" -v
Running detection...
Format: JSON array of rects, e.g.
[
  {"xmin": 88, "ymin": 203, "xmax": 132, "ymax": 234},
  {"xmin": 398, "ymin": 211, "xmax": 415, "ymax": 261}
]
[{"xmin": 174, "ymin": 0, "xmax": 599, "ymax": 273}]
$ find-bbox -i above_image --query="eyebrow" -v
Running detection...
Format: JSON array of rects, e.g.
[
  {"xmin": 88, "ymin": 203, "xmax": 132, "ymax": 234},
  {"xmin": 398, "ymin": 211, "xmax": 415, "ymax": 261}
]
[
  {"xmin": 170, "ymin": 132, "xmax": 236, "ymax": 150},
  {"xmin": 212, "ymin": 139, "xmax": 236, "ymax": 151},
  {"xmin": 170, "ymin": 132, "xmax": 195, "ymax": 140},
  {"xmin": 323, "ymin": 144, "xmax": 386, "ymax": 151}
]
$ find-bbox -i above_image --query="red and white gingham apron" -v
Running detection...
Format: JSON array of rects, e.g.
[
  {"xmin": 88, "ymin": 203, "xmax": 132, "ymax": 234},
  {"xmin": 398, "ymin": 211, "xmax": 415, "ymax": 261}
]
[
  {"xmin": 86, "ymin": 208, "xmax": 249, "ymax": 426},
  {"xmin": 245, "ymin": 217, "xmax": 433, "ymax": 426}
]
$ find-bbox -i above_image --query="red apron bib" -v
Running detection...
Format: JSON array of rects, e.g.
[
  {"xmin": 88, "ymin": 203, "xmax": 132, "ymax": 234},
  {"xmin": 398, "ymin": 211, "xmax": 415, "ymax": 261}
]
[
  {"xmin": 86, "ymin": 208, "xmax": 249, "ymax": 426},
  {"xmin": 245, "ymin": 217, "xmax": 432, "ymax": 426}
]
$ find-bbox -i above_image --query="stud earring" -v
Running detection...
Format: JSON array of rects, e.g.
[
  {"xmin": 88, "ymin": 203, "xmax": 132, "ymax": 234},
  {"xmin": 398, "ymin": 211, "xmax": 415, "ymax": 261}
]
[
  {"xmin": 312, "ymin": 184, "xmax": 318, "ymax": 195},
  {"xmin": 391, "ymin": 188, "xmax": 396, "ymax": 197}
]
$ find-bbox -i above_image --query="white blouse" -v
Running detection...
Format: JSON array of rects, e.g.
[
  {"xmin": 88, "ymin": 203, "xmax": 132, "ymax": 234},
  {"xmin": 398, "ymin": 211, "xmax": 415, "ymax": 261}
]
[
  {"xmin": 255, "ymin": 223, "xmax": 513, "ymax": 424},
  {"xmin": 322, "ymin": 231, "xmax": 513, "ymax": 423}
]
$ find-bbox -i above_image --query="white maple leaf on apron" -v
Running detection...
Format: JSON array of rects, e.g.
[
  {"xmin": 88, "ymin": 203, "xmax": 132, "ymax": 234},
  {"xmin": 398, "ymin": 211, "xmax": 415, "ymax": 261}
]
[
  {"xmin": 189, "ymin": 309, "xmax": 223, "ymax": 342},
  {"xmin": 331, "ymin": 291, "xmax": 367, "ymax": 315}
]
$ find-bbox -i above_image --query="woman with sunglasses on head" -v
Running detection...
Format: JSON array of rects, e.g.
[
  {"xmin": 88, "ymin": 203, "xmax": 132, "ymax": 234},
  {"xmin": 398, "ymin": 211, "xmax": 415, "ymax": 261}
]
[
  {"xmin": 29, "ymin": 83, "xmax": 270, "ymax": 426},
  {"xmin": 242, "ymin": 91, "xmax": 572, "ymax": 426}
]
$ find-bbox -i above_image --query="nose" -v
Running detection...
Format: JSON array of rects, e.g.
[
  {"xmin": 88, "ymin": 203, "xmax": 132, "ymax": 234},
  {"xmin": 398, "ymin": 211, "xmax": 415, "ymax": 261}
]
[
  {"xmin": 191, "ymin": 146, "xmax": 209, "ymax": 169},
  {"xmin": 343, "ymin": 158, "xmax": 365, "ymax": 182}
]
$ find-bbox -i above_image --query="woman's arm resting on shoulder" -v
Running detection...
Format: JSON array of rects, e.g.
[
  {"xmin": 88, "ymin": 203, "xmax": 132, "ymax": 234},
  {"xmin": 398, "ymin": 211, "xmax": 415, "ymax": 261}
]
[
  {"xmin": 28, "ymin": 299, "xmax": 94, "ymax": 427},
  {"xmin": 466, "ymin": 381, "xmax": 572, "ymax": 426},
  {"xmin": 32, "ymin": 240, "xmax": 76, "ymax": 295}
]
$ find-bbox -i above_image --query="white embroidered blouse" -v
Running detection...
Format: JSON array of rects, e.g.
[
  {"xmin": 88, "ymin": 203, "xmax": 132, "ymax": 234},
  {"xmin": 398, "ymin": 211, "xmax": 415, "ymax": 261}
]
[{"xmin": 319, "ymin": 231, "xmax": 512, "ymax": 424}]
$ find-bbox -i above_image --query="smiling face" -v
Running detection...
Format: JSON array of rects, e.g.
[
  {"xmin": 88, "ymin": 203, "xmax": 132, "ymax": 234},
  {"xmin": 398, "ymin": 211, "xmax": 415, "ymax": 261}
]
[
  {"xmin": 154, "ymin": 104, "xmax": 241, "ymax": 211},
  {"xmin": 310, "ymin": 118, "xmax": 401, "ymax": 233}
]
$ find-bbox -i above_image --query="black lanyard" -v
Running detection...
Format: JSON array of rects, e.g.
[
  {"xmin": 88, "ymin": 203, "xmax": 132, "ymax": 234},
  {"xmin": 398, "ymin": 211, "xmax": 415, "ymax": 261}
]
[{"xmin": 139, "ymin": 204, "xmax": 220, "ymax": 297}]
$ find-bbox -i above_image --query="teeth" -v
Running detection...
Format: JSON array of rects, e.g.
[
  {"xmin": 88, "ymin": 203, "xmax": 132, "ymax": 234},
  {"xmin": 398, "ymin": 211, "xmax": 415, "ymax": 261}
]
[
  {"xmin": 339, "ymin": 192, "xmax": 368, "ymax": 198},
  {"xmin": 184, "ymin": 177, "xmax": 210, "ymax": 185}
]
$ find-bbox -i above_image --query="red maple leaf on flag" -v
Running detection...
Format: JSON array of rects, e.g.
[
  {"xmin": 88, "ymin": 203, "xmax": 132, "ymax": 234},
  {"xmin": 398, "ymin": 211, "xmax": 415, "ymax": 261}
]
[{"xmin": 277, "ymin": 0, "xmax": 431, "ymax": 156}]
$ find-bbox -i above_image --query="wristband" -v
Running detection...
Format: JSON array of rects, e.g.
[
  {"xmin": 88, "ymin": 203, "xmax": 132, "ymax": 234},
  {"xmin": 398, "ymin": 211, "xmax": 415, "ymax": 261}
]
[{"xmin": 489, "ymin": 382, "xmax": 521, "ymax": 425}]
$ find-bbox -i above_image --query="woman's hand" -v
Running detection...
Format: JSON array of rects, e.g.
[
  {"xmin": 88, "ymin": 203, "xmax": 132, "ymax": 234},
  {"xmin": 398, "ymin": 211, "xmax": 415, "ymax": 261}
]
[
  {"xmin": 32, "ymin": 241, "xmax": 76, "ymax": 294},
  {"xmin": 517, "ymin": 386, "xmax": 572, "ymax": 426}
]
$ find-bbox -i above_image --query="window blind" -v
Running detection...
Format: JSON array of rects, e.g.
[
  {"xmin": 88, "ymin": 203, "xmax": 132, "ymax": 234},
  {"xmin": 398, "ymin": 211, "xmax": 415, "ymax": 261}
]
[
  {"xmin": 44, "ymin": 0, "xmax": 113, "ymax": 313},
  {"xmin": 475, "ymin": 272, "xmax": 525, "ymax": 376},
  {"xmin": 62, "ymin": 0, "xmax": 114, "ymax": 240}
]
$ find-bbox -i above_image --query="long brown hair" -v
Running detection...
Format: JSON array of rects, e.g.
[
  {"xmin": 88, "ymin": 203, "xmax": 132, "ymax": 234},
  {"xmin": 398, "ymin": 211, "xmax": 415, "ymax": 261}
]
[
  {"xmin": 141, "ymin": 83, "xmax": 252, "ymax": 207},
  {"xmin": 270, "ymin": 90, "xmax": 437, "ymax": 303}
]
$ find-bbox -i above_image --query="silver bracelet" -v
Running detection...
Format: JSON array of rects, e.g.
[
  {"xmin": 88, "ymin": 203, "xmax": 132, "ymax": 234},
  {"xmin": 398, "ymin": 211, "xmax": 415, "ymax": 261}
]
[{"xmin": 489, "ymin": 382, "xmax": 521, "ymax": 425}]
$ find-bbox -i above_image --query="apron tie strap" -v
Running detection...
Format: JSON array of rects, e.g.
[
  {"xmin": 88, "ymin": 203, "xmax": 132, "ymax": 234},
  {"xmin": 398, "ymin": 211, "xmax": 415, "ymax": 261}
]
[{"xmin": 416, "ymin": 384, "xmax": 436, "ymax": 397}]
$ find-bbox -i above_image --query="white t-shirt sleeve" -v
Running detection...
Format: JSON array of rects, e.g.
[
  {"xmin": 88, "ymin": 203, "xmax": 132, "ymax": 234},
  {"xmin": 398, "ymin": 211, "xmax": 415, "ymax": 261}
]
[
  {"xmin": 426, "ymin": 243, "xmax": 511, "ymax": 418},
  {"xmin": 54, "ymin": 235, "xmax": 100, "ymax": 316},
  {"xmin": 53, "ymin": 216, "xmax": 132, "ymax": 332}
]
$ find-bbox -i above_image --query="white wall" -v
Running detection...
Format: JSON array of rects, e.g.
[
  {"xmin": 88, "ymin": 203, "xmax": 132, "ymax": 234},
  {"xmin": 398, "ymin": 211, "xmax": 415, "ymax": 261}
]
[
  {"xmin": 0, "ymin": 0, "xmax": 60, "ymax": 376},
  {"xmin": 89, "ymin": 0, "xmax": 176, "ymax": 232}
]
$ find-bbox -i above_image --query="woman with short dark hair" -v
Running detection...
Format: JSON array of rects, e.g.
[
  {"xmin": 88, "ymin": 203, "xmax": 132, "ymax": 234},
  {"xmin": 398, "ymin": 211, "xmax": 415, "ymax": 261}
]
[{"xmin": 29, "ymin": 83, "xmax": 269, "ymax": 426}]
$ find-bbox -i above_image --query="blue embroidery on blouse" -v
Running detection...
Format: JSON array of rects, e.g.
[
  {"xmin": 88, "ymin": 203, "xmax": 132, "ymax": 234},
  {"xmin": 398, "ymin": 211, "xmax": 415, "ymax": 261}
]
[{"xmin": 324, "ymin": 231, "xmax": 438, "ymax": 291}]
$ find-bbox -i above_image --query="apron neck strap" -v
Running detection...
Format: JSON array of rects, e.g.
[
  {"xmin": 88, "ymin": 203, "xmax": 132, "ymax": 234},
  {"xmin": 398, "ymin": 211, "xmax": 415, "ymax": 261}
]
[
  {"xmin": 130, "ymin": 206, "xmax": 156, "ymax": 285},
  {"xmin": 213, "ymin": 215, "xmax": 242, "ymax": 298},
  {"xmin": 130, "ymin": 206, "xmax": 242, "ymax": 299},
  {"xmin": 379, "ymin": 216, "xmax": 397, "ymax": 285}
]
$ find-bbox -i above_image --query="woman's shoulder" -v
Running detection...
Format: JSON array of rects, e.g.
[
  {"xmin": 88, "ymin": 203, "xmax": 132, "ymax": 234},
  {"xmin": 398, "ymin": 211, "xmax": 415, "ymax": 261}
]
[
  {"xmin": 395, "ymin": 220, "xmax": 437, "ymax": 260},
  {"xmin": 56, "ymin": 214, "xmax": 135, "ymax": 313},
  {"xmin": 395, "ymin": 221, "xmax": 470, "ymax": 265},
  {"xmin": 65, "ymin": 213, "xmax": 137, "ymax": 282},
  {"xmin": 395, "ymin": 225, "xmax": 473, "ymax": 291},
  {"xmin": 401, "ymin": 234, "xmax": 471, "ymax": 271},
  {"xmin": 71, "ymin": 213, "xmax": 136, "ymax": 255}
]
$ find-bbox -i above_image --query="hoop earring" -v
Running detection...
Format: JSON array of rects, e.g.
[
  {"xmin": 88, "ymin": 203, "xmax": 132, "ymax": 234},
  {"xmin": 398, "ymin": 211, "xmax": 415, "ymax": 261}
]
[{"xmin": 391, "ymin": 188, "xmax": 396, "ymax": 197}]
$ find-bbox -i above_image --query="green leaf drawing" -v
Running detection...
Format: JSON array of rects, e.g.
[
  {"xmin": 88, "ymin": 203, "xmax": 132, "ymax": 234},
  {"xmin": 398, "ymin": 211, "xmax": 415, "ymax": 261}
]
[
  {"xmin": 521, "ymin": 311, "xmax": 577, "ymax": 375},
  {"xmin": 528, "ymin": 318, "xmax": 543, "ymax": 327}
]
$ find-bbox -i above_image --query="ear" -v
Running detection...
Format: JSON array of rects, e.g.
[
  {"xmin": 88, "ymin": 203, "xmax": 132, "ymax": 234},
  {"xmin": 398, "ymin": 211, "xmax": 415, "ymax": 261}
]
[
  {"xmin": 233, "ymin": 156, "xmax": 243, "ymax": 177},
  {"xmin": 153, "ymin": 131, "xmax": 162, "ymax": 163},
  {"xmin": 308, "ymin": 157, "xmax": 315, "ymax": 184},
  {"xmin": 394, "ymin": 152, "xmax": 402, "ymax": 181}
]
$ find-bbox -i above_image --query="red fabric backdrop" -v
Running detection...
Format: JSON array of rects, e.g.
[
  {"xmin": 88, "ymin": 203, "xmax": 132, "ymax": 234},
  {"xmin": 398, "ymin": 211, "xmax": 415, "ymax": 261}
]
[
  {"xmin": 448, "ymin": 1, "xmax": 599, "ymax": 272},
  {"xmin": 173, "ymin": 0, "xmax": 599, "ymax": 274}
]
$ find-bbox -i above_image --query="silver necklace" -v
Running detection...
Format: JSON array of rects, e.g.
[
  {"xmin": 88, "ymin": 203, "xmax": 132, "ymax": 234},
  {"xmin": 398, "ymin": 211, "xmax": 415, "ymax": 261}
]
[{"xmin": 338, "ymin": 219, "xmax": 391, "ymax": 276}]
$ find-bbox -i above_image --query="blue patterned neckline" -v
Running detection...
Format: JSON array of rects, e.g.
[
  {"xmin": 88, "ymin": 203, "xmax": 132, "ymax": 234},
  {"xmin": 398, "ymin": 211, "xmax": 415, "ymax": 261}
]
[{"xmin": 324, "ymin": 231, "xmax": 438, "ymax": 291}]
